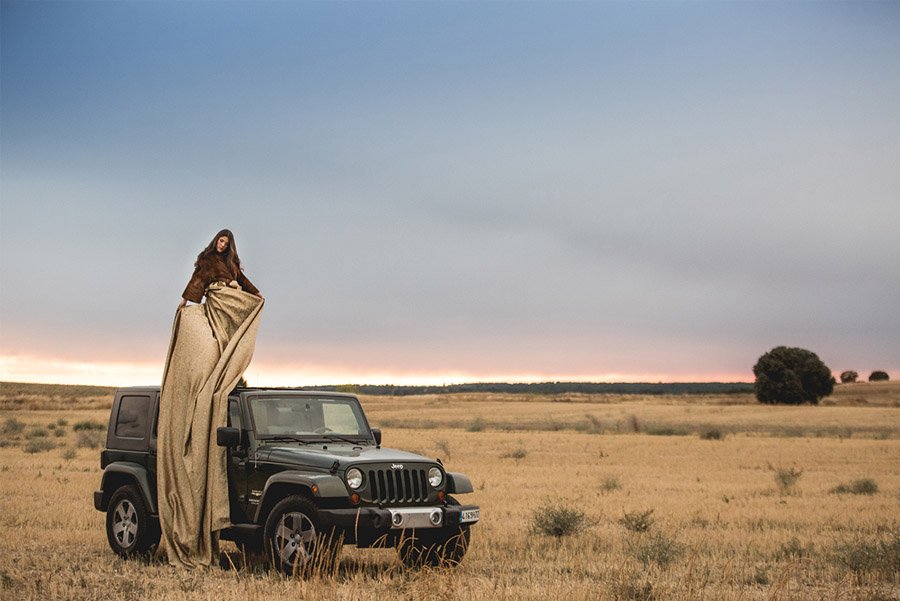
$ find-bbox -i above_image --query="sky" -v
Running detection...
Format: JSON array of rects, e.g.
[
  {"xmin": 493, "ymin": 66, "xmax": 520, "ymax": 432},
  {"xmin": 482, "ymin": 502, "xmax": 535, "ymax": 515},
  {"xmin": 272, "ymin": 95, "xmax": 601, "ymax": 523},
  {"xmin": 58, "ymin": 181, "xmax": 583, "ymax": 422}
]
[{"xmin": 1, "ymin": 1, "xmax": 899, "ymax": 387}]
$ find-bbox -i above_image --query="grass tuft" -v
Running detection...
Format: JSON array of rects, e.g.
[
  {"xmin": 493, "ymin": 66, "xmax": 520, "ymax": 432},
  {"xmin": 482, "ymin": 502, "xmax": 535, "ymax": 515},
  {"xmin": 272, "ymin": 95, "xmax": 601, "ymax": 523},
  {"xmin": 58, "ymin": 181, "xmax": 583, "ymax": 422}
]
[
  {"xmin": 501, "ymin": 448, "xmax": 527, "ymax": 460},
  {"xmin": 466, "ymin": 417, "xmax": 486, "ymax": 432},
  {"xmin": 769, "ymin": 464, "xmax": 803, "ymax": 494},
  {"xmin": 699, "ymin": 428, "xmax": 724, "ymax": 440},
  {"xmin": 830, "ymin": 478, "xmax": 879, "ymax": 495},
  {"xmin": 619, "ymin": 509, "xmax": 655, "ymax": 533},
  {"xmin": 24, "ymin": 439, "xmax": 56, "ymax": 453},
  {"xmin": 626, "ymin": 530, "xmax": 683, "ymax": 568},
  {"xmin": 530, "ymin": 501, "xmax": 586, "ymax": 537},
  {"xmin": 76, "ymin": 429, "xmax": 104, "ymax": 449},
  {"xmin": 1, "ymin": 418, "xmax": 25, "ymax": 436},
  {"xmin": 600, "ymin": 476, "xmax": 621, "ymax": 493}
]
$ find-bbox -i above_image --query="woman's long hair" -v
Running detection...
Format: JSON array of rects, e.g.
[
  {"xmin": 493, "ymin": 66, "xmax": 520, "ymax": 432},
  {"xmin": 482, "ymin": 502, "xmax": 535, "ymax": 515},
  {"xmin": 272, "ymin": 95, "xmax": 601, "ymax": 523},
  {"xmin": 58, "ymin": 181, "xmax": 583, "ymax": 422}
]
[{"xmin": 195, "ymin": 228, "xmax": 242, "ymax": 273}]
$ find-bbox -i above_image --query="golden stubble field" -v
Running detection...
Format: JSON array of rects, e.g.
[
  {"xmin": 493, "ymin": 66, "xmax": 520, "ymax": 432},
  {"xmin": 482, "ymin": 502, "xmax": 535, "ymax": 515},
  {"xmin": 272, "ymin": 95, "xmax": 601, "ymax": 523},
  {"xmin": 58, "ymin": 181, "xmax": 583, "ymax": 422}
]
[{"xmin": 0, "ymin": 382, "xmax": 898, "ymax": 601}]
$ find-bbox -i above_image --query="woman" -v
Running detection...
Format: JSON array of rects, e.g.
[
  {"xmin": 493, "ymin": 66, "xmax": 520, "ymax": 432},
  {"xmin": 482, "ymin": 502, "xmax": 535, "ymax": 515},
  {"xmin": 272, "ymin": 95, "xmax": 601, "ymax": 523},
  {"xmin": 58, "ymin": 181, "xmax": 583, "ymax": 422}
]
[
  {"xmin": 158, "ymin": 229, "xmax": 264, "ymax": 569},
  {"xmin": 178, "ymin": 229, "xmax": 264, "ymax": 309}
]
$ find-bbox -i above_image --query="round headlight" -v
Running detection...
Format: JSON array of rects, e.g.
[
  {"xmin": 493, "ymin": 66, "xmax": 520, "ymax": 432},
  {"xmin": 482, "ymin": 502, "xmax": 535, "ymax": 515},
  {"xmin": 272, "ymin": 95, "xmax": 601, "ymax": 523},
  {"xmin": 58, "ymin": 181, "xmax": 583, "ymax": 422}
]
[
  {"xmin": 428, "ymin": 466, "xmax": 443, "ymax": 488},
  {"xmin": 346, "ymin": 467, "xmax": 363, "ymax": 490}
]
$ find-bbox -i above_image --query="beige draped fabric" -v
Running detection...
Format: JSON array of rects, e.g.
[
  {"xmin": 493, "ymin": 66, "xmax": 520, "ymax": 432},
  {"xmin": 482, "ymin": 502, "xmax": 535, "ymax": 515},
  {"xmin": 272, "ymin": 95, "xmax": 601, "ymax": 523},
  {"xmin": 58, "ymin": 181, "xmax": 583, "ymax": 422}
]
[{"xmin": 157, "ymin": 281, "xmax": 264, "ymax": 568}]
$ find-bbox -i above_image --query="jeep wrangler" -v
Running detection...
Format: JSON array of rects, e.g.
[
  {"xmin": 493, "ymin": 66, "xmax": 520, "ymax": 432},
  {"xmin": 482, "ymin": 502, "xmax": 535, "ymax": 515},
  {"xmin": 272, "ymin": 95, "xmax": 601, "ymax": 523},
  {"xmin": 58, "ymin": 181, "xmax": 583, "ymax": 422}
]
[{"xmin": 93, "ymin": 387, "xmax": 479, "ymax": 572}]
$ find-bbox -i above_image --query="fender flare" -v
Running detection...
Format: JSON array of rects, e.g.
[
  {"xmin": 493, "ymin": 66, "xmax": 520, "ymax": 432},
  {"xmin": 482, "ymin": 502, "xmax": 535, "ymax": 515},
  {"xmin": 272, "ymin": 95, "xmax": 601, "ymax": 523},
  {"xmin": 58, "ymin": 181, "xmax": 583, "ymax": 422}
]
[
  {"xmin": 253, "ymin": 471, "xmax": 348, "ymax": 523},
  {"xmin": 446, "ymin": 471, "xmax": 474, "ymax": 494},
  {"xmin": 99, "ymin": 462, "xmax": 156, "ymax": 514}
]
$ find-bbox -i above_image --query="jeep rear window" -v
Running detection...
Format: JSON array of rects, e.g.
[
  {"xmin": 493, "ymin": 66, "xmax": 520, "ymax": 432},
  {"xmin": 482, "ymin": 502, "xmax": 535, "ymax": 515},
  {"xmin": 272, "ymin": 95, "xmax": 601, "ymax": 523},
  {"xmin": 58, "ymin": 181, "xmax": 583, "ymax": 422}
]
[
  {"xmin": 115, "ymin": 395, "xmax": 150, "ymax": 438},
  {"xmin": 250, "ymin": 397, "xmax": 368, "ymax": 438}
]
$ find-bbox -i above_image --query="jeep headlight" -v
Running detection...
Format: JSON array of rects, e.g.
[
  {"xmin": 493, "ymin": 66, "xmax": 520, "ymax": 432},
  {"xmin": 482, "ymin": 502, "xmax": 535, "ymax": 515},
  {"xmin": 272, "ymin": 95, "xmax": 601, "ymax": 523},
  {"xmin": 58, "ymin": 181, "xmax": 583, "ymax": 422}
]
[
  {"xmin": 428, "ymin": 466, "xmax": 443, "ymax": 488},
  {"xmin": 346, "ymin": 467, "xmax": 363, "ymax": 490}
]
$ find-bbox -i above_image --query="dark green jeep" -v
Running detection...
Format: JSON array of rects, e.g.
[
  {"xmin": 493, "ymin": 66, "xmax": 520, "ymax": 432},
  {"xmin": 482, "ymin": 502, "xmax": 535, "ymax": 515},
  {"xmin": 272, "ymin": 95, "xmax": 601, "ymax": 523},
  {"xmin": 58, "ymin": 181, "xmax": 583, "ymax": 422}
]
[{"xmin": 93, "ymin": 387, "xmax": 479, "ymax": 572}]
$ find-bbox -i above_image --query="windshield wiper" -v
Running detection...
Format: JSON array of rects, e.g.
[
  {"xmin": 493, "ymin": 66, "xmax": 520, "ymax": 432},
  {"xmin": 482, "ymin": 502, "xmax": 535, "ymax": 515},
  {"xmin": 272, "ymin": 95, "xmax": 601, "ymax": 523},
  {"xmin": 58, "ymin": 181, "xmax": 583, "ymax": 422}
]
[
  {"xmin": 320, "ymin": 434, "xmax": 365, "ymax": 444},
  {"xmin": 258, "ymin": 435, "xmax": 316, "ymax": 445}
]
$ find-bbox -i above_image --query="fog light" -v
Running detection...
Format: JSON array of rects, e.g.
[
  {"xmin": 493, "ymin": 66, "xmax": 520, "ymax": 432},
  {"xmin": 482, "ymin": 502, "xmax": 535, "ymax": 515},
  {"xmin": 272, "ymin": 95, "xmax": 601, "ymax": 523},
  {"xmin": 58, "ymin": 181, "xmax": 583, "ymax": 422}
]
[
  {"xmin": 392, "ymin": 513, "xmax": 403, "ymax": 527},
  {"xmin": 429, "ymin": 510, "xmax": 442, "ymax": 526}
]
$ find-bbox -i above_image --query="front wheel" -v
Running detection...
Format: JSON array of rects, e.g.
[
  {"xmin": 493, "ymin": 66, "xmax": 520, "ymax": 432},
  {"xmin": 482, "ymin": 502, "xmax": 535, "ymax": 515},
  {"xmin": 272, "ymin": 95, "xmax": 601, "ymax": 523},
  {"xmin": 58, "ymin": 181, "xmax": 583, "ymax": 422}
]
[
  {"xmin": 263, "ymin": 495, "xmax": 342, "ymax": 576},
  {"xmin": 105, "ymin": 485, "xmax": 160, "ymax": 558}
]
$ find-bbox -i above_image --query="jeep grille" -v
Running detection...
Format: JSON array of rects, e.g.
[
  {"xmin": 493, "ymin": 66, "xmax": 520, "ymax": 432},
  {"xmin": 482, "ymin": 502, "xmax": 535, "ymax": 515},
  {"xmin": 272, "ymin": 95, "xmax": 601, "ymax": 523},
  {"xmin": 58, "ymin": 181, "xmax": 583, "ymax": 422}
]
[{"xmin": 366, "ymin": 468, "xmax": 428, "ymax": 504}]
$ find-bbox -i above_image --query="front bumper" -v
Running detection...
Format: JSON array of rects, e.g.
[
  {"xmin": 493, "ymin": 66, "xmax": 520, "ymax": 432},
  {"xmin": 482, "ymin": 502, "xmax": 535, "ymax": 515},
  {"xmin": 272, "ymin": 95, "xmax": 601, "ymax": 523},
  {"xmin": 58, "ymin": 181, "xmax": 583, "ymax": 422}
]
[{"xmin": 319, "ymin": 504, "xmax": 480, "ymax": 547}]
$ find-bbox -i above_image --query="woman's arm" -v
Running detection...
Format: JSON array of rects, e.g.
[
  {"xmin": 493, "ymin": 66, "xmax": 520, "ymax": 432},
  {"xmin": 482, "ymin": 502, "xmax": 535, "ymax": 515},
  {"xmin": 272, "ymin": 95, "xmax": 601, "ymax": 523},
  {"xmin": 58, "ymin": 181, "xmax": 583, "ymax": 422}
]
[
  {"xmin": 236, "ymin": 270, "xmax": 262, "ymax": 297},
  {"xmin": 181, "ymin": 266, "xmax": 205, "ymax": 304}
]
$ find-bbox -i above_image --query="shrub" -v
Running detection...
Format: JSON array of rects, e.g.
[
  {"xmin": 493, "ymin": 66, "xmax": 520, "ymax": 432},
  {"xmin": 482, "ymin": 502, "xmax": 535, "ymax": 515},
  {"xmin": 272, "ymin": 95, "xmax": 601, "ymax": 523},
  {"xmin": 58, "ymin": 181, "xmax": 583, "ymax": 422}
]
[
  {"xmin": 24, "ymin": 439, "xmax": 56, "ymax": 453},
  {"xmin": 466, "ymin": 418, "xmax": 486, "ymax": 432},
  {"xmin": 608, "ymin": 576, "xmax": 655, "ymax": 601},
  {"xmin": 839, "ymin": 370, "xmax": 858, "ymax": 383},
  {"xmin": 868, "ymin": 371, "xmax": 889, "ymax": 382},
  {"xmin": 600, "ymin": 476, "xmax": 621, "ymax": 493},
  {"xmin": 2, "ymin": 418, "xmax": 25, "ymax": 436},
  {"xmin": 753, "ymin": 346, "xmax": 834, "ymax": 404},
  {"xmin": 830, "ymin": 478, "xmax": 878, "ymax": 495},
  {"xmin": 530, "ymin": 501, "xmax": 585, "ymax": 537},
  {"xmin": 73, "ymin": 420, "xmax": 105, "ymax": 431},
  {"xmin": 501, "ymin": 448, "xmax": 527, "ymax": 460},
  {"xmin": 619, "ymin": 509, "xmax": 655, "ymax": 533},
  {"xmin": 775, "ymin": 537, "xmax": 812, "ymax": 560},
  {"xmin": 699, "ymin": 428, "xmax": 724, "ymax": 440},
  {"xmin": 53, "ymin": 428, "xmax": 66, "ymax": 438},
  {"xmin": 61, "ymin": 447, "xmax": 77, "ymax": 460},
  {"xmin": 832, "ymin": 532, "xmax": 900, "ymax": 578},
  {"xmin": 771, "ymin": 465, "xmax": 803, "ymax": 494},
  {"xmin": 76, "ymin": 429, "xmax": 104, "ymax": 449},
  {"xmin": 25, "ymin": 427, "xmax": 49, "ymax": 439},
  {"xmin": 626, "ymin": 530, "xmax": 683, "ymax": 568}
]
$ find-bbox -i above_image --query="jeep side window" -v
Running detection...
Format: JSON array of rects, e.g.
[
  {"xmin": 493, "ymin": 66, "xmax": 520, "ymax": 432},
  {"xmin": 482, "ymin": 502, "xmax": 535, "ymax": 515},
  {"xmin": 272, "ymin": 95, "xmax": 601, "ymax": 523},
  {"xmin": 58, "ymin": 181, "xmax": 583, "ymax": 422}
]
[
  {"xmin": 228, "ymin": 400, "xmax": 242, "ymax": 429},
  {"xmin": 115, "ymin": 395, "xmax": 150, "ymax": 439}
]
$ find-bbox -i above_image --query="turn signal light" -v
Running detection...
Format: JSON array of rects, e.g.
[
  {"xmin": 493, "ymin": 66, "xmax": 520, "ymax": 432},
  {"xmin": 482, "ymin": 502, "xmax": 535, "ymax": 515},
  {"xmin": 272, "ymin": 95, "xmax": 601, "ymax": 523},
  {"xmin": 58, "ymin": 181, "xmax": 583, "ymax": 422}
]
[
  {"xmin": 437, "ymin": 491, "xmax": 446, "ymax": 502},
  {"xmin": 350, "ymin": 493, "xmax": 360, "ymax": 504},
  {"xmin": 311, "ymin": 484, "xmax": 319, "ymax": 495}
]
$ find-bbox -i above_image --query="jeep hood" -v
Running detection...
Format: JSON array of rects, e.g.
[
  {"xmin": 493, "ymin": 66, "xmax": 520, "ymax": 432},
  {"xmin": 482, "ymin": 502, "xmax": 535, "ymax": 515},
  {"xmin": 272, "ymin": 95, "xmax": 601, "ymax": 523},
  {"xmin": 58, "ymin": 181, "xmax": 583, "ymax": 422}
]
[{"xmin": 257, "ymin": 444, "xmax": 437, "ymax": 470}]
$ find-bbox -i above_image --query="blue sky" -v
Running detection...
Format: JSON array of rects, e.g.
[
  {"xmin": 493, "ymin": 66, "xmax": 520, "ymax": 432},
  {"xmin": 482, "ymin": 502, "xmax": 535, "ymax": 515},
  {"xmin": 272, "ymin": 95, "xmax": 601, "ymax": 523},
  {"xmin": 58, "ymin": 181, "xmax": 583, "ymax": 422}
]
[{"xmin": 2, "ymin": 1, "xmax": 898, "ymax": 385}]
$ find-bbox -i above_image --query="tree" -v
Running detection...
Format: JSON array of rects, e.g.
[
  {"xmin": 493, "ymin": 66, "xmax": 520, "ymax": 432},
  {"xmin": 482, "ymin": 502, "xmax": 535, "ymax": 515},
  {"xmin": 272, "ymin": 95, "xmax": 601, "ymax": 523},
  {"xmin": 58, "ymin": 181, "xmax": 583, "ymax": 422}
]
[
  {"xmin": 753, "ymin": 346, "xmax": 835, "ymax": 405},
  {"xmin": 868, "ymin": 371, "xmax": 889, "ymax": 382},
  {"xmin": 237, "ymin": 376, "xmax": 248, "ymax": 387},
  {"xmin": 840, "ymin": 370, "xmax": 858, "ymax": 383}
]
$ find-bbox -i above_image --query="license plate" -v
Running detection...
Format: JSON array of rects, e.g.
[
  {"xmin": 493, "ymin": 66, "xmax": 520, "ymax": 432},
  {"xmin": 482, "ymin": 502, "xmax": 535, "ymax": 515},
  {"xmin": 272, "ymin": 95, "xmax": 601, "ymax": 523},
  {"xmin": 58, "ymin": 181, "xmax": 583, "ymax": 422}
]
[{"xmin": 460, "ymin": 508, "xmax": 480, "ymax": 523}]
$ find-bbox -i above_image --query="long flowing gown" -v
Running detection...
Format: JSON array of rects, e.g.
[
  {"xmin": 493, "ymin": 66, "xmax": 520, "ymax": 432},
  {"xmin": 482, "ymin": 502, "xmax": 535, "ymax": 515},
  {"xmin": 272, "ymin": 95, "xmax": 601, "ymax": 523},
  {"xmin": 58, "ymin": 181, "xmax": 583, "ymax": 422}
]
[{"xmin": 157, "ymin": 280, "xmax": 264, "ymax": 568}]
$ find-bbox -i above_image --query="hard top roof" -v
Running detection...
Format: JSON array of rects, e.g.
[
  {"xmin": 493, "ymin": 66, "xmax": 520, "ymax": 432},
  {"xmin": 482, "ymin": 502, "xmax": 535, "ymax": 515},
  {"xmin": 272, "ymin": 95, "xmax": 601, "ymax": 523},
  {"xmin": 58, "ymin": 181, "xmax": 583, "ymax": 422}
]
[{"xmin": 115, "ymin": 385, "xmax": 357, "ymax": 398}]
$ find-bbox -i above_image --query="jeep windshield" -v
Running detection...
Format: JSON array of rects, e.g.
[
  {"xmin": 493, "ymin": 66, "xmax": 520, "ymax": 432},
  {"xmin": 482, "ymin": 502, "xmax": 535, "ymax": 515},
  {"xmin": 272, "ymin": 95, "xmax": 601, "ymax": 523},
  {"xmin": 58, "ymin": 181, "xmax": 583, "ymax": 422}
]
[{"xmin": 249, "ymin": 396, "xmax": 371, "ymax": 441}]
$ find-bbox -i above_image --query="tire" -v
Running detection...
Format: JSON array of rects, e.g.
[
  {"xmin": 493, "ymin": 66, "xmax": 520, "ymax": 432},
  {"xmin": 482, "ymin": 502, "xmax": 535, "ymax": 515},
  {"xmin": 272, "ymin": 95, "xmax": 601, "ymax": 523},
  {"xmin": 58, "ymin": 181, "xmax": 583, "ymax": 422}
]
[
  {"xmin": 105, "ymin": 484, "xmax": 160, "ymax": 558},
  {"xmin": 263, "ymin": 495, "xmax": 342, "ymax": 576},
  {"xmin": 397, "ymin": 497, "xmax": 471, "ymax": 569}
]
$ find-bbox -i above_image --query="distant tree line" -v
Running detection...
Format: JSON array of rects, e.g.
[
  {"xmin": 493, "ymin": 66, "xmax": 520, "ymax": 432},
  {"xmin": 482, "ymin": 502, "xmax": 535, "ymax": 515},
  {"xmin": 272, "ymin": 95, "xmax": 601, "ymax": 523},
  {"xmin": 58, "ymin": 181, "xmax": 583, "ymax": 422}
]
[{"xmin": 313, "ymin": 382, "xmax": 754, "ymax": 396}]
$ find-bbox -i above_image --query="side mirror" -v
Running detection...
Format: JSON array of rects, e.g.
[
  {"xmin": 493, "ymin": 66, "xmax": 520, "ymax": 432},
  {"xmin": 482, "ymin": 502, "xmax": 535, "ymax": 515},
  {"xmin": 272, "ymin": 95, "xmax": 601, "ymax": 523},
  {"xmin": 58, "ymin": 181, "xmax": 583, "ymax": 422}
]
[
  {"xmin": 217, "ymin": 426, "xmax": 241, "ymax": 447},
  {"xmin": 371, "ymin": 427, "xmax": 382, "ymax": 446}
]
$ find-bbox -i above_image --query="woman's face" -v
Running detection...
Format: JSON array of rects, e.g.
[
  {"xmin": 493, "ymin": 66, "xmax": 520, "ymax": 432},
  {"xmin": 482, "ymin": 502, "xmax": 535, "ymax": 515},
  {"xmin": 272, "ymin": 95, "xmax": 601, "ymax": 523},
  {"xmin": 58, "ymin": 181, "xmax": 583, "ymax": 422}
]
[{"xmin": 216, "ymin": 236, "xmax": 230, "ymax": 253}]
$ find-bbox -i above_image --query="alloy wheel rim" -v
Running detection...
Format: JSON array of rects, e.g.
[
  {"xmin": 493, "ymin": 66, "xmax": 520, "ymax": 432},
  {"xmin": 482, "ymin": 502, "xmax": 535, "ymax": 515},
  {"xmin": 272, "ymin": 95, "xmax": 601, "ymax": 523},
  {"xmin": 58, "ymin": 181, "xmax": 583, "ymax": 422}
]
[
  {"xmin": 274, "ymin": 511, "xmax": 317, "ymax": 567},
  {"xmin": 112, "ymin": 499, "xmax": 138, "ymax": 548}
]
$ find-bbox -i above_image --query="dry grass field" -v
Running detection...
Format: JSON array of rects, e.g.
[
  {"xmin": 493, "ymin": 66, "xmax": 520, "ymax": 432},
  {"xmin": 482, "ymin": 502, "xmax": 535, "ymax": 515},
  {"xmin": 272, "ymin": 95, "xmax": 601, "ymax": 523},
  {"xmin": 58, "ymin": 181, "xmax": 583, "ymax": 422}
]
[{"xmin": 0, "ymin": 381, "xmax": 898, "ymax": 600}]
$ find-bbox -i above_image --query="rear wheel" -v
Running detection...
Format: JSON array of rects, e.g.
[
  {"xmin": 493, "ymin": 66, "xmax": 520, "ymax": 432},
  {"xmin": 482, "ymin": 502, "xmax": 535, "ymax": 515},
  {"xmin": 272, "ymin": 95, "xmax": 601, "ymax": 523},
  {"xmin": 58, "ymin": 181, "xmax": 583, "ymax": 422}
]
[
  {"xmin": 263, "ymin": 495, "xmax": 342, "ymax": 576},
  {"xmin": 105, "ymin": 485, "xmax": 160, "ymax": 558}
]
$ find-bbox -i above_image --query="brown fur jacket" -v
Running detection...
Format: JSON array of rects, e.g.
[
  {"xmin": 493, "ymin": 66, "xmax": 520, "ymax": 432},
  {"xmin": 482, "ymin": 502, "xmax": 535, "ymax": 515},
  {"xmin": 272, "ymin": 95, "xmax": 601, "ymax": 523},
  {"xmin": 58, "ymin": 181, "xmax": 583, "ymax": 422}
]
[{"xmin": 181, "ymin": 254, "xmax": 260, "ymax": 303}]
